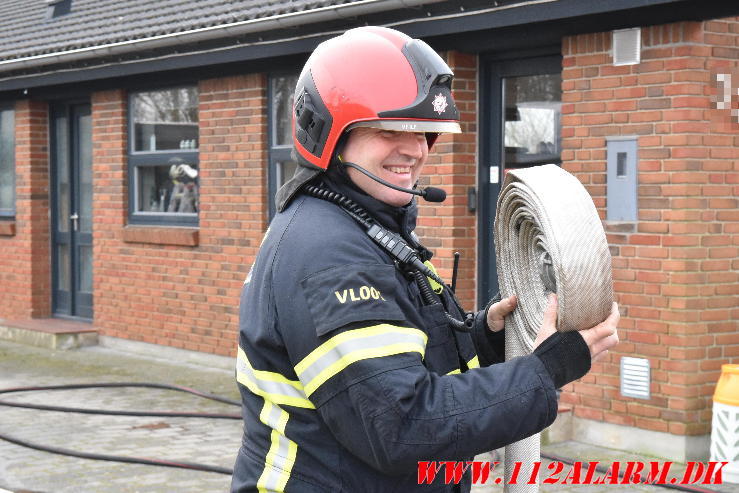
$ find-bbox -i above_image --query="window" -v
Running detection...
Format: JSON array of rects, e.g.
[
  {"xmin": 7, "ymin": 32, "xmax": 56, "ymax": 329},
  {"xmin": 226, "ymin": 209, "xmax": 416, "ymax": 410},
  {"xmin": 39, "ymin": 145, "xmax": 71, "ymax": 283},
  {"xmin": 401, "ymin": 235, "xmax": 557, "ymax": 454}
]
[
  {"xmin": 0, "ymin": 106, "xmax": 15, "ymax": 218},
  {"xmin": 128, "ymin": 86, "xmax": 199, "ymax": 225},
  {"xmin": 267, "ymin": 74, "xmax": 299, "ymax": 219},
  {"xmin": 46, "ymin": 0, "xmax": 72, "ymax": 18},
  {"xmin": 503, "ymin": 73, "xmax": 562, "ymax": 169}
]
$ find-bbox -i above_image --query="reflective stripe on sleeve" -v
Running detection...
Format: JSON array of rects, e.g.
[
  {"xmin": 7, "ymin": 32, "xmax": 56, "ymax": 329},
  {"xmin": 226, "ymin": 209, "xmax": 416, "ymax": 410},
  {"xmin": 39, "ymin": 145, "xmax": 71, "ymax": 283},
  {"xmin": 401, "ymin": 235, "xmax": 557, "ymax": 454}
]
[
  {"xmin": 256, "ymin": 400, "xmax": 297, "ymax": 493},
  {"xmin": 295, "ymin": 324, "xmax": 427, "ymax": 397},
  {"xmin": 237, "ymin": 347, "xmax": 315, "ymax": 409}
]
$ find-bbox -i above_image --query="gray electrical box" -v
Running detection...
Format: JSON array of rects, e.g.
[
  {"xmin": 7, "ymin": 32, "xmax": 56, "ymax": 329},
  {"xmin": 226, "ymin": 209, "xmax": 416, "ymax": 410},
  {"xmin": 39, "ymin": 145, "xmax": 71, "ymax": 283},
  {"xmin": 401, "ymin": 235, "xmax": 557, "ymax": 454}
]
[{"xmin": 606, "ymin": 136, "xmax": 638, "ymax": 221}]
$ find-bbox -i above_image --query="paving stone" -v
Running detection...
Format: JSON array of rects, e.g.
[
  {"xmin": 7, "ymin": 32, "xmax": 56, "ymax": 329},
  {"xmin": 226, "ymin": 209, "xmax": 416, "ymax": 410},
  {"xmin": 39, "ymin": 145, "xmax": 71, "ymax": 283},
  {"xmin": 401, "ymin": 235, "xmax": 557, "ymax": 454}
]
[{"xmin": 0, "ymin": 340, "xmax": 239, "ymax": 493}]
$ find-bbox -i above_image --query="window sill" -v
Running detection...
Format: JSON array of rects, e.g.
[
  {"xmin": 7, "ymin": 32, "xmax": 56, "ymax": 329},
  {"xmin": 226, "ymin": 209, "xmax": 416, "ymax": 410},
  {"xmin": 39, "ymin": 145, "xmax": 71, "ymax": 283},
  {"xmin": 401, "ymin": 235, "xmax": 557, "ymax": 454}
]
[
  {"xmin": 0, "ymin": 221, "xmax": 16, "ymax": 236},
  {"xmin": 122, "ymin": 226, "xmax": 198, "ymax": 246}
]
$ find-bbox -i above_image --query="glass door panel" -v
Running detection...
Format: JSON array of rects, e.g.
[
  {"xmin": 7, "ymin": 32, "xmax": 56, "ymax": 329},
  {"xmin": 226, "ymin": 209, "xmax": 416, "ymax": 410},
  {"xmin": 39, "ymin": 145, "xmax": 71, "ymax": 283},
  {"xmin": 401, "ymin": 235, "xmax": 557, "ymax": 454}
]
[
  {"xmin": 503, "ymin": 73, "xmax": 562, "ymax": 172},
  {"xmin": 478, "ymin": 55, "xmax": 562, "ymax": 306},
  {"xmin": 74, "ymin": 105, "xmax": 93, "ymax": 318},
  {"xmin": 52, "ymin": 102, "xmax": 93, "ymax": 319}
]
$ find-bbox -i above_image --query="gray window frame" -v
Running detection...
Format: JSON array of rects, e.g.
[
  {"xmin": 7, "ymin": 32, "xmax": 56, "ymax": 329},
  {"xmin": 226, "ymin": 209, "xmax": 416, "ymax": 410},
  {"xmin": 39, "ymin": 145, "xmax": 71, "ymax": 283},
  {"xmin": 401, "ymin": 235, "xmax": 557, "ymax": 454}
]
[
  {"xmin": 127, "ymin": 85, "xmax": 199, "ymax": 226},
  {"xmin": 0, "ymin": 104, "xmax": 16, "ymax": 218},
  {"xmin": 267, "ymin": 73, "xmax": 299, "ymax": 220}
]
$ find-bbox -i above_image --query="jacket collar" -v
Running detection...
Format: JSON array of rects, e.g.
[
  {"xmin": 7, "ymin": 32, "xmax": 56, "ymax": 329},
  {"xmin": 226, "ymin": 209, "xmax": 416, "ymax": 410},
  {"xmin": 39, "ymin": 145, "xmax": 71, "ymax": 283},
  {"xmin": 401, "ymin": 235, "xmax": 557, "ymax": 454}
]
[{"xmin": 320, "ymin": 163, "xmax": 418, "ymax": 239}]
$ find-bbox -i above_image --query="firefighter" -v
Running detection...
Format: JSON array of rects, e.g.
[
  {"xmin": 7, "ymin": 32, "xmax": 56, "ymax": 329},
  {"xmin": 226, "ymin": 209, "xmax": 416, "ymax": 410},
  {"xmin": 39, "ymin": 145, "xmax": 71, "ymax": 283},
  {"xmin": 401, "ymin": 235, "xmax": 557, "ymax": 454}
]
[{"xmin": 231, "ymin": 26, "xmax": 619, "ymax": 492}]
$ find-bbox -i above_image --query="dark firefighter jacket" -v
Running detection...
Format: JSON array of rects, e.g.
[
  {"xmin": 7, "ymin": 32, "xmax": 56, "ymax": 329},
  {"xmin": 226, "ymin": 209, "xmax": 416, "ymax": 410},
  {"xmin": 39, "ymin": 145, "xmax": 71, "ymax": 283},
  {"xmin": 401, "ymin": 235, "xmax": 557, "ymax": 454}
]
[{"xmin": 231, "ymin": 167, "xmax": 584, "ymax": 492}]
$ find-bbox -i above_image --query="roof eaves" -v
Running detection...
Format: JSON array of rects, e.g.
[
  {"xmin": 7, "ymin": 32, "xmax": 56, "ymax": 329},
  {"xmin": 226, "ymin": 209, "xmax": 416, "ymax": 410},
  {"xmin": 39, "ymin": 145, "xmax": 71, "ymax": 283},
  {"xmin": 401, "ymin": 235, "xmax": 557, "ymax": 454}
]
[{"xmin": 0, "ymin": 0, "xmax": 444, "ymax": 73}]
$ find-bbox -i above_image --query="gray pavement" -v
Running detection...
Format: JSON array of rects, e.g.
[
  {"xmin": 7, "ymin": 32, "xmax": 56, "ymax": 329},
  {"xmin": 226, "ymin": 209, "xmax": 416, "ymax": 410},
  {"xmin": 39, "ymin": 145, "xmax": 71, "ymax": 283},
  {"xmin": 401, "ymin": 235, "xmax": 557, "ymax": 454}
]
[
  {"xmin": 0, "ymin": 339, "xmax": 241, "ymax": 493},
  {"xmin": 0, "ymin": 338, "xmax": 736, "ymax": 493}
]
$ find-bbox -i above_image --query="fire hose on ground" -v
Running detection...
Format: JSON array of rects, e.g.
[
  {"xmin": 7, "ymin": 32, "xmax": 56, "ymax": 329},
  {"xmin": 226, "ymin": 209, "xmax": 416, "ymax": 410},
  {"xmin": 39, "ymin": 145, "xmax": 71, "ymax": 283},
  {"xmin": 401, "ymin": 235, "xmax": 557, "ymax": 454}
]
[
  {"xmin": 0, "ymin": 382, "xmax": 240, "ymax": 475},
  {"xmin": 0, "ymin": 382, "xmax": 725, "ymax": 490}
]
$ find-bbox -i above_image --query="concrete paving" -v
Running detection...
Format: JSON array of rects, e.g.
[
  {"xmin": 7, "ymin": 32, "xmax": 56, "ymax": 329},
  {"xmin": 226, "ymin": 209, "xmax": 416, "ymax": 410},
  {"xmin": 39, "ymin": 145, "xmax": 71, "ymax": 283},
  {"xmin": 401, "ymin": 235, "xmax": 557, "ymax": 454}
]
[
  {"xmin": 0, "ymin": 338, "xmax": 241, "ymax": 493},
  {"xmin": 0, "ymin": 338, "xmax": 736, "ymax": 493}
]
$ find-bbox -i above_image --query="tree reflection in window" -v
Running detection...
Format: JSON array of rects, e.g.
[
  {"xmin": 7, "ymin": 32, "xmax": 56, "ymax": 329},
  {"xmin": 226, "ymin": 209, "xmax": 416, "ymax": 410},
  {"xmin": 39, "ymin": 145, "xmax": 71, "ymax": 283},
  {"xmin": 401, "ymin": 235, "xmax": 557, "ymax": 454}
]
[{"xmin": 503, "ymin": 73, "xmax": 562, "ymax": 168}]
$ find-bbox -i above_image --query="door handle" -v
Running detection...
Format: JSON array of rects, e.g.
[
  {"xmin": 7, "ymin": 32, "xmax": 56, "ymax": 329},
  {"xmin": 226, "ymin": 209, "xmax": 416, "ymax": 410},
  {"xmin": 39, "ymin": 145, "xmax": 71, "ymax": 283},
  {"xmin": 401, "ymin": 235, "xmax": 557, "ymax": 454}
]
[{"xmin": 70, "ymin": 212, "xmax": 79, "ymax": 232}]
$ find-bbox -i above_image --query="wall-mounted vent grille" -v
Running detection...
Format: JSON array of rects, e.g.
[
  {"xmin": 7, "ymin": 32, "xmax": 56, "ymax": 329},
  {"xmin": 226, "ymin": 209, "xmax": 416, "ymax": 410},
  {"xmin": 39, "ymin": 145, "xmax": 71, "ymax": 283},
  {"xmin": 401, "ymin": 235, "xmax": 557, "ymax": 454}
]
[
  {"xmin": 621, "ymin": 356, "xmax": 650, "ymax": 399},
  {"xmin": 613, "ymin": 28, "xmax": 641, "ymax": 66}
]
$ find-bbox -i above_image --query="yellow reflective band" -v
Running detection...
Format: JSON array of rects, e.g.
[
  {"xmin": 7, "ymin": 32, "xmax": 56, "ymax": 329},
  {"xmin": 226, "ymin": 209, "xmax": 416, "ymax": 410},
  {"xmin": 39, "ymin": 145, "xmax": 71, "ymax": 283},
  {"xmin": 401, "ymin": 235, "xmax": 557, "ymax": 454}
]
[
  {"xmin": 423, "ymin": 260, "xmax": 444, "ymax": 294},
  {"xmin": 303, "ymin": 343, "xmax": 424, "ymax": 396},
  {"xmin": 445, "ymin": 356, "xmax": 479, "ymax": 375},
  {"xmin": 257, "ymin": 400, "xmax": 298, "ymax": 493},
  {"xmin": 295, "ymin": 324, "xmax": 427, "ymax": 397},
  {"xmin": 237, "ymin": 347, "xmax": 315, "ymax": 409}
]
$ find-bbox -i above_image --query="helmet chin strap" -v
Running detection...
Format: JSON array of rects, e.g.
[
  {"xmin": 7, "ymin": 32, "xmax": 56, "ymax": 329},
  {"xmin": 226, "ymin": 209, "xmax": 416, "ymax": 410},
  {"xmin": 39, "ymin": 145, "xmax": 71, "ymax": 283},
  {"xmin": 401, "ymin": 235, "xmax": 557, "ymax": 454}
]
[{"xmin": 341, "ymin": 160, "xmax": 447, "ymax": 203}]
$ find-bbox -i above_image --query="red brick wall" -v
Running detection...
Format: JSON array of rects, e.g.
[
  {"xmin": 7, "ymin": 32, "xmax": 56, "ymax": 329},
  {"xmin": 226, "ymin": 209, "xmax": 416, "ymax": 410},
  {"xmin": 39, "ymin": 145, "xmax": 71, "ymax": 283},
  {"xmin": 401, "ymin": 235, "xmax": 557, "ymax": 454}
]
[
  {"xmin": 0, "ymin": 100, "xmax": 50, "ymax": 320},
  {"xmin": 417, "ymin": 51, "xmax": 479, "ymax": 310},
  {"xmin": 560, "ymin": 17, "xmax": 739, "ymax": 435},
  {"xmin": 92, "ymin": 75, "xmax": 267, "ymax": 356},
  {"xmin": 92, "ymin": 89, "xmax": 130, "ymax": 341}
]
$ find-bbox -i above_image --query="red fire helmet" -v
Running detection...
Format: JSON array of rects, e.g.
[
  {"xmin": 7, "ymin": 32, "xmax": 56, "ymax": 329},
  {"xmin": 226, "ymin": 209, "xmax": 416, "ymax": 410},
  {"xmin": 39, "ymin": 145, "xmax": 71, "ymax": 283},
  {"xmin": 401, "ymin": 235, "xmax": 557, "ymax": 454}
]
[{"xmin": 292, "ymin": 26, "xmax": 461, "ymax": 170}]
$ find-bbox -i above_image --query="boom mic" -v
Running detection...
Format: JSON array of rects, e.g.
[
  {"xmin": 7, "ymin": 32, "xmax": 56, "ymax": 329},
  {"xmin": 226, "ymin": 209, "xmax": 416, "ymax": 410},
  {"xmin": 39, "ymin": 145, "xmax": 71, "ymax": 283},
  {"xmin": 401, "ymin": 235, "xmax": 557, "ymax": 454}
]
[
  {"xmin": 421, "ymin": 186, "xmax": 446, "ymax": 203},
  {"xmin": 343, "ymin": 161, "xmax": 447, "ymax": 203}
]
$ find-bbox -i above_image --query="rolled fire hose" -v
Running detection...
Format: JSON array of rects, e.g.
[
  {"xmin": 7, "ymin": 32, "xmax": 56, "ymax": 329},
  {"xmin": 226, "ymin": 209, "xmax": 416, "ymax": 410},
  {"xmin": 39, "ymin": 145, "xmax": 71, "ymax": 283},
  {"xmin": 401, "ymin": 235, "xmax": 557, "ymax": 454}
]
[{"xmin": 494, "ymin": 164, "xmax": 614, "ymax": 492}]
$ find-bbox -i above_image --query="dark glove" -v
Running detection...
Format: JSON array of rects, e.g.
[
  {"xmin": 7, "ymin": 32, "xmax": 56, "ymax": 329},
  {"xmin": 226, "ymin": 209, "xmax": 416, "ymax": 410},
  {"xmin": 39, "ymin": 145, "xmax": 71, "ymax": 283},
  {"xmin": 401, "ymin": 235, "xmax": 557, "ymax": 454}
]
[
  {"xmin": 470, "ymin": 292, "xmax": 504, "ymax": 366},
  {"xmin": 533, "ymin": 331, "xmax": 591, "ymax": 388}
]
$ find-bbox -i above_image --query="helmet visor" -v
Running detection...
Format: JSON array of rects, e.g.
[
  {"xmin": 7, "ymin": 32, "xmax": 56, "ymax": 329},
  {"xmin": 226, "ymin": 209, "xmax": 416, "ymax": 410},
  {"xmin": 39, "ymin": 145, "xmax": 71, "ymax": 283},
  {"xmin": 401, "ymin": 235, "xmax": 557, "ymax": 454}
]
[{"xmin": 347, "ymin": 119, "xmax": 461, "ymax": 134}]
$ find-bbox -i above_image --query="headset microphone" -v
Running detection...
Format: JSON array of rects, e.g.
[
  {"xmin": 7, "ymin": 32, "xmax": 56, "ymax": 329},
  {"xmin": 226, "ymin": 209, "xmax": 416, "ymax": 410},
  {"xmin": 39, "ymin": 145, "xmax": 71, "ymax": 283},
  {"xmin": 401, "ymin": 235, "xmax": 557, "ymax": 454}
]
[
  {"xmin": 342, "ymin": 161, "xmax": 447, "ymax": 203},
  {"xmin": 420, "ymin": 186, "xmax": 446, "ymax": 203}
]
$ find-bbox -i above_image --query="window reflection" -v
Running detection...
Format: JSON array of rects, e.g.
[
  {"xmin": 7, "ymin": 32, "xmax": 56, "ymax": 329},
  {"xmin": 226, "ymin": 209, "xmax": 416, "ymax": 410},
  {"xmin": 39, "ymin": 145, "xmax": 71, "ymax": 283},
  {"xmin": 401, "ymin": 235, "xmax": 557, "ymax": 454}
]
[
  {"xmin": 129, "ymin": 85, "xmax": 200, "ymax": 224},
  {"xmin": 138, "ymin": 159, "xmax": 198, "ymax": 214},
  {"xmin": 268, "ymin": 73, "xmax": 300, "ymax": 219},
  {"xmin": 0, "ymin": 108, "xmax": 15, "ymax": 215},
  {"xmin": 132, "ymin": 87, "xmax": 199, "ymax": 152},
  {"xmin": 271, "ymin": 75, "xmax": 298, "ymax": 147},
  {"xmin": 503, "ymin": 74, "xmax": 562, "ymax": 169}
]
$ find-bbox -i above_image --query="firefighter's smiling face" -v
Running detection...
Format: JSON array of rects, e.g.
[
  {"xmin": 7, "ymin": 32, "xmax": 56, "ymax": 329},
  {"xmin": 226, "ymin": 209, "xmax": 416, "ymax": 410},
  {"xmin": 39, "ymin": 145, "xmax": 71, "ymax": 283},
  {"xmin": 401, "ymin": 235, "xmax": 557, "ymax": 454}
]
[{"xmin": 342, "ymin": 127, "xmax": 429, "ymax": 207}]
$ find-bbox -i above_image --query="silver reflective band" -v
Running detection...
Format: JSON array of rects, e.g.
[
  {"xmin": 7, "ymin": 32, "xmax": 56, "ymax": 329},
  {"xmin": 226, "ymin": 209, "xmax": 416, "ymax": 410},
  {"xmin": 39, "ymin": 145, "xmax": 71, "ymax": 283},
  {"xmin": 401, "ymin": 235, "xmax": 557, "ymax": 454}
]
[
  {"xmin": 347, "ymin": 119, "xmax": 461, "ymax": 134},
  {"xmin": 295, "ymin": 324, "xmax": 428, "ymax": 397},
  {"xmin": 236, "ymin": 347, "xmax": 315, "ymax": 409},
  {"xmin": 257, "ymin": 400, "xmax": 297, "ymax": 492}
]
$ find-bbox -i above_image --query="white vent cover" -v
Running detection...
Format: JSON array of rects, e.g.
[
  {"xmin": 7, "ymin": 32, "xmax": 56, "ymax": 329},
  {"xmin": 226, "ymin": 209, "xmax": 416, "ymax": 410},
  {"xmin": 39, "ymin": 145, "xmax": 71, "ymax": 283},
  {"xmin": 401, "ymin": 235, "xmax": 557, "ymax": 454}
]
[
  {"xmin": 621, "ymin": 356, "xmax": 650, "ymax": 399},
  {"xmin": 613, "ymin": 28, "xmax": 641, "ymax": 66}
]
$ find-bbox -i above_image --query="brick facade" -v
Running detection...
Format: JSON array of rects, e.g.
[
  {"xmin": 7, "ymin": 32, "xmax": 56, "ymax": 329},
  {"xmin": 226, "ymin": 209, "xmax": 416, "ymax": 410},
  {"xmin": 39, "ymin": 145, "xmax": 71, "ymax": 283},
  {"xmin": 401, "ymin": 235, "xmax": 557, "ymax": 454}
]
[
  {"xmin": 0, "ymin": 13, "xmax": 736, "ymax": 451},
  {"xmin": 0, "ymin": 100, "xmax": 50, "ymax": 320},
  {"xmin": 560, "ymin": 16, "xmax": 739, "ymax": 436},
  {"xmin": 417, "ymin": 51, "xmax": 479, "ymax": 310},
  {"xmin": 91, "ymin": 75, "xmax": 267, "ymax": 356}
]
